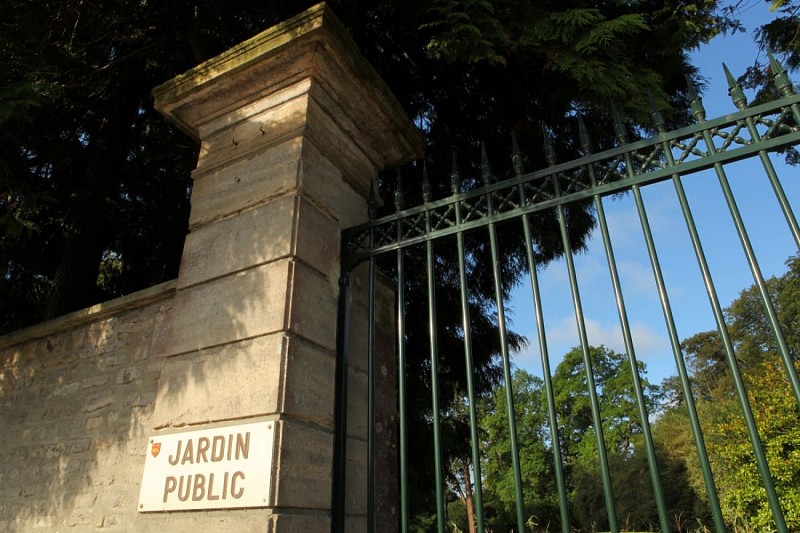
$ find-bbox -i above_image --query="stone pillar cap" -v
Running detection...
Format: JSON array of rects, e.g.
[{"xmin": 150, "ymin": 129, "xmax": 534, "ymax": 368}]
[{"xmin": 153, "ymin": 2, "xmax": 423, "ymax": 177}]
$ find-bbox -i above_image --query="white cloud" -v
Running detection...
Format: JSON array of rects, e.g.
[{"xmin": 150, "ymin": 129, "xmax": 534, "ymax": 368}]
[{"xmin": 515, "ymin": 314, "xmax": 667, "ymax": 360}]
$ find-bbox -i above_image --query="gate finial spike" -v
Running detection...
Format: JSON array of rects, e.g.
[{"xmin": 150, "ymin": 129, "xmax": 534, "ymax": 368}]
[
  {"xmin": 646, "ymin": 91, "xmax": 666, "ymax": 134},
  {"xmin": 685, "ymin": 75, "xmax": 707, "ymax": 123},
  {"xmin": 480, "ymin": 142, "xmax": 495, "ymax": 185},
  {"xmin": 541, "ymin": 122, "xmax": 556, "ymax": 167},
  {"xmin": 421, "ymin": 160, "xmax": 432, "ymax": 203},
  {"xmin": 610, "ymin": 102, "xmax": 629, "ymax": 145},
  {"xmin": 368, "ymin": 177, "xmax": 378, "ymax": 219},
  {"xmin": 577, "ymin": 114, "xmax": 592, "ymax": 155},
  {"xmin": 394, "ymin": 168, "xmax": 405, "ymax": 211},
  {"xmin": 450, "ymin": 151, "xmax": 461, "ymax": 195},
  {"xmin": 722, "ymin": 62, "xmax": 748, "ymax": 109},
  {"xmin": 511, "ymin": 132, "xmax": 524, "ymax": 177},
  {"xmin": 768, "ymin": 51, "xmax": 794, "ymax": 96}
]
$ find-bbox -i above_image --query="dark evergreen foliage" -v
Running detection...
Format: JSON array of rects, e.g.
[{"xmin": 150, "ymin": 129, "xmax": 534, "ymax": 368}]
[{"xmin": 1, "ymin": 0, "xmax": 737, "ymax": 331}]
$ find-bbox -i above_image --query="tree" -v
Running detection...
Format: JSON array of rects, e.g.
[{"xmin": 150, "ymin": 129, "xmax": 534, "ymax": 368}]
[
  {"xmin": 551, "ymin": 345, "xmax": 668, "ymax": 531},
  {"xmin": 480, "ymin": 369, "xmax": 558, "ymax": 531},
  {"xmin": 1, "ymin": 0, "xmax": 736, "ymax": 333},
  {"xmin": 656, "ymin": 254, "xmax": 800, "ymax": 530},
  {"xmin": 552, "ymin": 345, "xmax": 661, "ymax": 463},
  {"xmin": 1, "ymin": 2, "xmax": 744, "ymax": 526}
]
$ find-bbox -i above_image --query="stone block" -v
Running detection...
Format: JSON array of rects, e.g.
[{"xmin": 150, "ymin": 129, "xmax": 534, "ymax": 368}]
[
  {"xmin": 196, "ymin": 84, "xmax": 312, "ymax": 173},
  {"xmin": 134, "ymin": 509, "xmax": 273, "ymax": 532},
  {"xmin": 117, "ymin": 366, "xmax": 142, "ymax": 384},
  {"xmin": 286, "ymin": 260, "xmax": 337, "ymax": 351},
  {"xmin": 178, "ymin": 194, "xmax": 339, "ymax": 289},
  {"xmin": 152, "ymin": 334, "xmax": 285, "ymax": 427},
  {"xmin": 154, "ymin": 260, "xmax": 291, "ymax": 358},
  {"xmin": 268, "ymin": 513, "xmax": 330, "ymax": 533},
  {"xmin": 82, "ymin": 374, "xmax": 110, "ymax": 389},
  {"xmin": 83, "ymin": 389, "xmax": 114, "ymax": 413},
  {"xmin": 281, "ymin": 336, "xmax": 336, "ymax": 428},
  {"xmin": 298, "ymin": 138, "xmax": 369, "ymax": 229},
  {"xmin": 271, "ymin": 420, "xmax": 332, "ymax": 509},
  {"xmin": 188, "ymin": 137, "xmax": 303, "ymax": 229}
]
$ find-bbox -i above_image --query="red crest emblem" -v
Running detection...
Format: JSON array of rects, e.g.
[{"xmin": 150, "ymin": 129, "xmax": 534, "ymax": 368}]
[{"xmin": 151, "ymin": 442, "xmax": 161, "ymax": 458}]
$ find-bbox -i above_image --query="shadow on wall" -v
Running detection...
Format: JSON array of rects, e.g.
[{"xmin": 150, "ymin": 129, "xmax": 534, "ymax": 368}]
[{"xmin": 0, "ymin": 287, "xmax": 173, "ymax": 530}]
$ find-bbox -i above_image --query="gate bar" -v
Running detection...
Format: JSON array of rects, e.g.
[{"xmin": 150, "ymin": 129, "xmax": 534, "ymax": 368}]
[
  {"xmin": 425, "ymin": 196, "xmax": 446, "ymax": 533},
  {"xmin": 486, "ymin": 187, "xmax": 527, "ymax": 533},
  {"xmin": 454, "ymin": 173, "xmax": 488, "ymax": 533},
  {"xmin": 514, "ymin": 138, "xmax": 571, "ymax": 533},
  {"xmin": 544, "ymin": 128, "xmax": 619, "ymax": 532},
  {"xmin": 612, "ymin": 102, "xmax": 726, "ymax": 533},
  {"xmin": 578, "ymin": 115, "xmax": 671, "ymax": 533},
  {"xmin": 662, "ymin": 136, "xmax": 790, "ymax": 532}
]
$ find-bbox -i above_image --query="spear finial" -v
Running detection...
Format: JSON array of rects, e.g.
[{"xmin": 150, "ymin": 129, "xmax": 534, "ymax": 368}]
[
  {"xmin": 450, "ymin": 151, "xmax": 461, "ymax": 195},
  {"xmin": 511, "ymin": 133, "xmax": 524, "ymax": 177},
  {"xmin": 577, "ymin": 114, "xmax": 592, "ymax": 155},
  {"xmin": 541, "ymin": 123, "xmax": 556, "ymax": 167},
  {"xmin": 394, "ymin": 168, "xmax": 405, "ymax": 211},
  {"xmin": 647, "ymin": 91, "xmax": 666, "ymax": 135},
  {"xmin": 480, "ymin": 142, "xmax": 495, "ymax": 185},
  {"xmin": 723, "ymin": 63, "xmax": 747, "ymax": 109},
  {"xmin": 611, "ymin": 102, "xmax": 629, "ymax": 145},
  {"xmin": 686, "ymin": 75, "xmax": 707, "ymax": 123},
  {"xmin": 768, "ymin": 51, "xmax": 794, "ymax": 97},
  {"xmin": 421, "ymin": 160, "xmax": 432, "ymax": 203}
]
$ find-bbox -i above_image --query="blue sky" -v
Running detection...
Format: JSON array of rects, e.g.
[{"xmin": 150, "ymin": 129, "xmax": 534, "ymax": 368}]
[{"xmin": 510, "ymin": 1, "xmax": 800, "ymax": 385}]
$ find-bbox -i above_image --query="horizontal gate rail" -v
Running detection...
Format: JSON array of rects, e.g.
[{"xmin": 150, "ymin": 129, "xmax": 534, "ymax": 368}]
[
  {"xmin": 334, "ymin": 62, "xmax": 800, "ymax": 533},
  {"xmin": 343, "ymin": 93, "xmax": 800, "ymax": 264}
]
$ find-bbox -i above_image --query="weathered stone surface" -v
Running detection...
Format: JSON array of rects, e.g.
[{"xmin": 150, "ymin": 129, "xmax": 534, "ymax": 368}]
[
  {"xmin": 0, "ymin": 285, "xmax": 172, "ymax": 533},
  {"xmin": 153, "ymin": 3, "xmax": 423, "ymax": 197},
  {"xmin": 155, "ymin": 260, "xmax": 291, "ymax": 357},
  {"xmin": 286, "ymin": 260, "xmax": 337, "ymax": 351},
  {"xmin": 152, "ymin": 334, "xmax": 283, "ymax": 427},
  {"xmin": 271, "ymin": 420, "xmax": 333, "ymax": 510},
  {"xmin": 281, "ymin": 336, "xmax": 336, "ymax": 428},
  {"xmin": 134, "ymin": 509, "xmax": 273, "ymax": 532},
  {"xmin": 179, "ymin": 193, "xmax": 339, "ymax": 289},
  {"xmin": 188, "ymin": 137, "xmax": 303, "ymax": 229}
]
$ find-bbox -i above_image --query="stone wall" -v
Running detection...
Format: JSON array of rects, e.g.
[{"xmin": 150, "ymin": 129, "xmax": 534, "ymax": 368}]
[
  {"xmin": 0, "ymin": 282, "xmax": 175, "ymax": 531},
  {"xmin": 0, "ymin": 4, "xmax": 420, "ymax": 531}
]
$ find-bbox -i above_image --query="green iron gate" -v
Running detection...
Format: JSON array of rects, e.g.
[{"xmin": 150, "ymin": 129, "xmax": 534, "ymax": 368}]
[{"xmin": 332, "ymin": 56, "xmax": 800, "ymax": 533}]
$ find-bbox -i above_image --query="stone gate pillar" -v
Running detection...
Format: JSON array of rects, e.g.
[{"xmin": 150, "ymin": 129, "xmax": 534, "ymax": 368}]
[{"xmin": 139, "ymin": 3, "xmax": 422, "ymax": 531}]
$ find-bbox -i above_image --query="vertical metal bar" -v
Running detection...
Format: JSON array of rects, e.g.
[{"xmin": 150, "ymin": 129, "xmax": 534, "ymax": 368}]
[
  {"xmin": 699, "ymin": 128, "xmax": 800, "ymax": 411},
  {"xmin": 486, "ymin": 191, "xmax": 526, "ymax": 533},
  {"xmin": 614, "ymin": 102, "xmax": 726, "ymax": 530},
  {"xmin": 455, "ymin": 206, "xmax": 486, "ymax": 533},
  {"xmin": 543, "ymin": 127, "xmax": 619, "ymax": 531},
  {"xmin": 553, "ymin": 198, "xmax": 618, "ymax": 532},
  {"xmin": 578, "ymin": 117, "xmax": 670, "ymax": 530},
  {"xmin": 367, "ymin": 254, "xmax": 376, "ymax": 533},
  {"xmin": 669, "ymin": 170, "xmax": 789, "ymax": 533},
  {"xmin": 726, "ymin": 61, "xmax": 800, "ymax": 249},
  {"xmin": 581, "ymin": 180, "xmax": 670, "ymax": 531},
  {"xmin": 513, "ymin": 143, "xmax": 569, "ymax": 531},
  {"xmin": 425, "ymin": 211, "xmax": 446, "ymax": 533},
  {"xmin": 519, "ymin": 207, "xmax": 571, "ymax": 533},
  {"xmin": 631, "ymin": 183, "xmax": 727, "ymax": 532},
  {"xmin": 396, "ymin": 243, "xmax": 410, "ymax": 533},
  {"xmin": 651, "ymin": 88, "xmax": 788, "ymax": 529},
  {"xmin": 751, "ymin": 145, "xmax": 800, "ymax": 248},
  {"xmin": 332, "ymin": 268, "xmax": 352, "ymax": 533}
]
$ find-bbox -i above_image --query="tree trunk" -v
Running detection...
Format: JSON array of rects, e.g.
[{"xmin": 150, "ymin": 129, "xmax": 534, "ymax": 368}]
[{"xmin": 463, "ymin": 462, "xmax": 477, "ymax": 533}]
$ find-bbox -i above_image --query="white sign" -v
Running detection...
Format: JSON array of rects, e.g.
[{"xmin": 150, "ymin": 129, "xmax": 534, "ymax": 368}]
[{"xmin": 138, "ymin": 421, "xmax": 275, "ymax": 512}]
